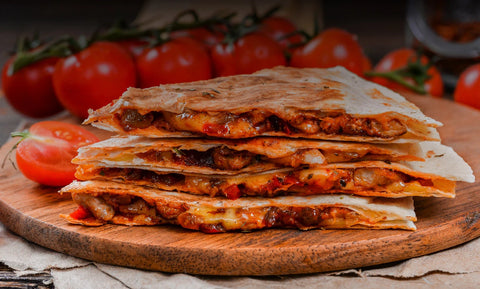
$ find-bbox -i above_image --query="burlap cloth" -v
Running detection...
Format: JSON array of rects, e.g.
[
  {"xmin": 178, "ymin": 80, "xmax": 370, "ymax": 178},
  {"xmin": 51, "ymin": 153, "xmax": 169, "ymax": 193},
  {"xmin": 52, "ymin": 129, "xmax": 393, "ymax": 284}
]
[{"xmin": 1, "ymin": 222, "xmax": 479, "ymax": 289}]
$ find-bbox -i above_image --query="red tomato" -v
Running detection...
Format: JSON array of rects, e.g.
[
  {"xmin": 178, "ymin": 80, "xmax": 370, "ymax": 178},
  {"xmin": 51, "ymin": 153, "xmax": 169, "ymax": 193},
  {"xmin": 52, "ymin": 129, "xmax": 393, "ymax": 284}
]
[
  {"xmin": 2, "ymin": 56, "xmax": 64, "ymax": 118},
  {"xmin": 136, "ymin": 37, "xmax": 212, "ymax": 88},
  {"xmin": 260, "ymin": 16, "xmax": 302, "ymax": 51},
  {"xmin": 371, "ymin": 48, "xmax": 444, "ymax": 97},
  {"xmin": 290, "ymin": 28, "xmax": 365, "ymax": 76},
  {"xmin": 211, "ymin": 32, "xmax": 286, "ymax": 77},
  {"xmin": 53, "ymin": 41, "xmax": 137, "ymax": 119},
  {"xmin": 14, "ymin": 121, "xmax": 99, "ymax": 187},
  {"xmin": 454, "ymin": 63, "xmax": 480, "ymax": 109},
  {"xmin": 362, "ymin": 54, "xmax": 372, "ymax": 72},
  {"xmin": 115, "ymin": 39, "xmax": 149, "ymax": 58}
]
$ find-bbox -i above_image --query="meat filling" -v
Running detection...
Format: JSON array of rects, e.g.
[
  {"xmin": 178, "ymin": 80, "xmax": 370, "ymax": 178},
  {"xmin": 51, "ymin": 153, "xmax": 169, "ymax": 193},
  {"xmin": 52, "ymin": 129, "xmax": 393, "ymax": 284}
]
[
  {"xmin": 137, "ymin": 146, "xmax": 256, "ymax": 170},
  {"xmin": 117, "ymin": 109, "xmax": 407, "ymax": 139},
  {"xmin": 133, "ymin": 146, "xmax": 404, "ymax": 172},
  {"xmin": 89, "ymin": 167, "xmax": 433, "ymax": 199},
  {"xmin": 73, "ymin": 193, "xmax": 164, "ymax": 225},
  {"xmin": 70, "ymin": 193, "xmax": 365, "ymax": 233},
  {"xmin": 263, "ymin": 206, "xmax": 360, "ymax": 229}
]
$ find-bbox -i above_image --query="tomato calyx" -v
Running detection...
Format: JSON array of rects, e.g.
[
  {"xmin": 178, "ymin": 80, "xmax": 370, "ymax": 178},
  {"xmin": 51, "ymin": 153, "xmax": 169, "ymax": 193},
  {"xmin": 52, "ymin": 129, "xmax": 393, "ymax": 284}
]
[
  {"xmin": 10, "ymin": 130, "xmax": 31, "ymax": 144},
  {"xmin": 9, "ymin": 35, "xmax": 85, "ymax": 75},
  {"xmin": 276, "ymin": 15, "xmax": 322, "ymax": 54},
  {"xmin": 278, "ymin": 30, "xmax": 311, "ymax": 59},
  {"xmin": 365, "ymin": 51, "xmax": 434, "ymax": 95},
  {"xmin": 91, "ymin": 19, "xmax": 152, "ymax": 43},
  {"xmin": 215, "ymin": 5, "xmax": 282, "ymax": 47},
  {"xmin": 246, "ymin": 4, "xmax": 281, "ymax": 23},
  {"xmin": 12, "ymin": 20, "xmax": 150, "ymax": 75},
  {"xmin": 11, "ymin": 20, "xmax": 149, "ymax": 75},
  {"xmin": 220, "ymin": 23, "xmax": 258, "ymax": 47},
  {"xmin": 150, "ymin": 9, "xmax": 234, "ymax": 47},
  {"xmin": 168, "ymin": 9, "xmax": 234, "ymax": 31},
  {"xmin": 0, "ymin": 130, "xmax": 30, "ymax": 170}
]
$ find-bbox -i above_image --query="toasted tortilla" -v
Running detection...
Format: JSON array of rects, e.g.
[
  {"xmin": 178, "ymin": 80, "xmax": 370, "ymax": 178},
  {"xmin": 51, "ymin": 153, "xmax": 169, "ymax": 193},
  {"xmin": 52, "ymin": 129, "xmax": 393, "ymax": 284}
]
[
  {"xmin": 73, "ymin": 140, "xmax": 473, "ymax": 199},
  {"xmin": 85, "ymin": 66, "xmax": 441, "ymax": 143},
  {"xmin": 60, "ymin": 180, "xmax": 417, "ymax": 231},
  {"xmin": 74, "ymin": 165, "xmax": 456, "ymax": 199},
  {"xmin": 72, "ymin": 135, "xmax": 424, "ymax": 175}
]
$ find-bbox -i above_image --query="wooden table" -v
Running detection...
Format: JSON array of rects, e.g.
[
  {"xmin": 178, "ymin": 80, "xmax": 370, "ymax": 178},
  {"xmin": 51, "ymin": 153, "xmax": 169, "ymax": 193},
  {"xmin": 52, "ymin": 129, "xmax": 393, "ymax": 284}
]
[{"xmin": 0, "ymin": 263, "xmax": 53, "ymax": 289}]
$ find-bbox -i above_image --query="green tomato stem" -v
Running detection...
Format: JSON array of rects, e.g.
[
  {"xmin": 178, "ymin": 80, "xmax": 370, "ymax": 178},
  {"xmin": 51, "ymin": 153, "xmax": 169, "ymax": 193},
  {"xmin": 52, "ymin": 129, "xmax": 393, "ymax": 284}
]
[
  {"xmin": 364, "ymin": 70, "xmax": 427, "ymax": 95},
  {"xmin": 10, "ymin": 36, "xmax": 80, "ymax": 74},
  {"xmin": 1, "ymin": 130, "xmax": 31, "ymax": 169},
  {"xmin": 10, "ymin": 130, "xmax": 30, "ymax": 141}
]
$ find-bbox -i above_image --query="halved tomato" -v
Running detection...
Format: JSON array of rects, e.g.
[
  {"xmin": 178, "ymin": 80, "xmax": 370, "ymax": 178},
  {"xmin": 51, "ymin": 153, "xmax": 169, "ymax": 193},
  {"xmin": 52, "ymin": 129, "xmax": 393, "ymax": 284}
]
[{"xmin": 12, "ymin": 121, "xmax": 99, "ymax": 187}]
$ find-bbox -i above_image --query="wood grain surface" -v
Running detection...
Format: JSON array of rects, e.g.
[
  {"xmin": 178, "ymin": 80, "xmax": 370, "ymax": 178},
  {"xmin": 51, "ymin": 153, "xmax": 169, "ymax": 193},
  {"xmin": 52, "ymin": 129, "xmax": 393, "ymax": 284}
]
[{"xmin": 0, "ymin": 95, "xmax": 479, "ymax": 276}]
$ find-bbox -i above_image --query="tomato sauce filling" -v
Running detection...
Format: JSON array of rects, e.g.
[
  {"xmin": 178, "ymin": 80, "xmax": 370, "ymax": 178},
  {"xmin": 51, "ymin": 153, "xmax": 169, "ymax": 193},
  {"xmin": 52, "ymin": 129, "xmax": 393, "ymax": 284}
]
[
  {"xmin": 116, "ymin": 109, "xmax": 407, "ymax": 139},
  {"xmin": 70, "ymin": 192, "xmax": 366, "ymax": 233},
  {"xmin": 86, "ymin": 166, "xmax": 435, "ymax": 199}
]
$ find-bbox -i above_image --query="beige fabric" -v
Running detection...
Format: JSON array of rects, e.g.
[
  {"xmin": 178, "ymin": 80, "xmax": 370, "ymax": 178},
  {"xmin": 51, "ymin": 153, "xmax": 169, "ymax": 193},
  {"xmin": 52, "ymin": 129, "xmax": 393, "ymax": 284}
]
[{"xmin": 2, "ymin": 223, "xmax": 480, "ymax": 289}]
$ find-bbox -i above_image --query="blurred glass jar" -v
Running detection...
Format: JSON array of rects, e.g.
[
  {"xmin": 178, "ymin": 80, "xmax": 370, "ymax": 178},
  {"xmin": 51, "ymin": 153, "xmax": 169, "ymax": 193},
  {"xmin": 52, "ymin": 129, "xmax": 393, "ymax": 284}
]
[{"xmin": 406, "ymin": 0, "xmax": 480, "ymax": 90}]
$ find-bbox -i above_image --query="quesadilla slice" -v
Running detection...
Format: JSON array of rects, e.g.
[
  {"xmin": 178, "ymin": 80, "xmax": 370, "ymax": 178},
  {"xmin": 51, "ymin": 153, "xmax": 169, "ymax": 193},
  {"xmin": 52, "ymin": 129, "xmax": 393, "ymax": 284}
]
[
  {"xmin": 73, "ymin": 141, "xmax": 474, "ymax": 199},
  {"xmin": 60, "ymin": 180, "xmax": 417, "ymax": 232},
  {"xmin": 72, "ymin": 136, "xmax": 424, "ymax": 175},
  {"xmin": 85, "ymin": 66, "xmax": 441, "ymax": 143}
]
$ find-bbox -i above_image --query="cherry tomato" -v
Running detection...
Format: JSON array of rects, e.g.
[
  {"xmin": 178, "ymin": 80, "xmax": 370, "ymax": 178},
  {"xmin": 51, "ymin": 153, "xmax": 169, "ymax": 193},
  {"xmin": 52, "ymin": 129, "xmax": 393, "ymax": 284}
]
[
  {"xmin": 53, "ymin": 41, "xmax": 137, "ymax": 119},
  {"xmin": 14, "ymin": 121, "xmax": 99, "ymax": 187},
  {"xmin": 259, "ymin": 16, "xmax": 302, "ymax": 51},
  {"xmin": 211, "ymin": 32, "xmax": 286, "ymax": 77},
  {"xmin": 136, "ymin": 37, "xmax": 212, "ymax": 88},
  {"xmin": 362, "ymin": 54, "xmax": 372, "ymax": 72},
  {"xmin": 290, "ymin": 28, "xmax": 365, "ymax": 76},
  {"xmin": 371, "ymin": 48, "xmax": 444, "ymax": 97},
  {"xmin": 2, "ymin": 56, "xmax": 64, "ymax": 118},
  {"xmin": 454, "ymin": 63, "xmax": 480, "ymax": 109},
  {"xmin": 115, "ymin": 39, "xmax": 149, "ymax": 59}
]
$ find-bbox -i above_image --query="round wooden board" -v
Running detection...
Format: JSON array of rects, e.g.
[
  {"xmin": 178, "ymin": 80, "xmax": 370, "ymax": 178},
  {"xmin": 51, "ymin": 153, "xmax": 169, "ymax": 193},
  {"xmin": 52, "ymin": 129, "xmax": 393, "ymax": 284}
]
[{"xmin": 1, "ymin": 95, "xmax": 480, "ymax": 276}]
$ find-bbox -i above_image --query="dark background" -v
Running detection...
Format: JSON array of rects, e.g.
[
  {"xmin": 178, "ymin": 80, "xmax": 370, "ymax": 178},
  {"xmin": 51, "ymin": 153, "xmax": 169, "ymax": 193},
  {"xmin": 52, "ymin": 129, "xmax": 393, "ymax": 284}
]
[
  {"xmin": 0, "ymin": 0, "xmax": 407, "ymax": 67},
  {"xmin": 0, "ymin": 0, "xmax": 144, "ymax": 66},
  {"xmin": 0, "ymin": 0, "xmax": 408, "ymax": 144}
]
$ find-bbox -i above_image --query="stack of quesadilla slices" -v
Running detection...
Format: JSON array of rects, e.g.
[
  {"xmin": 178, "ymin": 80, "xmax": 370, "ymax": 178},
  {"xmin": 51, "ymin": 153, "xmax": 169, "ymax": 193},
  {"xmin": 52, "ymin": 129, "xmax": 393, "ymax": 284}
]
[{"xmin": 60, "ymin": 66, "xmax": 474, "ymax": 232}]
